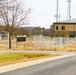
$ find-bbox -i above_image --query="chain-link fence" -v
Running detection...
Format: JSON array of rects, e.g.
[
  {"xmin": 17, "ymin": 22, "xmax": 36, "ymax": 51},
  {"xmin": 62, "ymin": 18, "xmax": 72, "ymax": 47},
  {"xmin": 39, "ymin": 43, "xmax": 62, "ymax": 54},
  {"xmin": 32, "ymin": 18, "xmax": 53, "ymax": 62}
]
[
  {"xmin": 0, "ymin": 33, "xmax": 8, "ymax": 49},
  {"xmin": 33, "ymin": 35, "xmax": 76, "ymax": 50},
  {"xmin": 0, "ymin": 34, "xmax": 76, "ymax": 50}
]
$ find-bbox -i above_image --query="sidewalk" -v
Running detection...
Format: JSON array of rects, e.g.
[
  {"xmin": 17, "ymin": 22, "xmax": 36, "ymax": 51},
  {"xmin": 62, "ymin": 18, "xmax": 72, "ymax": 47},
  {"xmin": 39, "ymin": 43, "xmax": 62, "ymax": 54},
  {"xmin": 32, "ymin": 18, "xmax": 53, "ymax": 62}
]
[{"xmin": 0, "ymin": 54, "xmax": 75, "ymax": 73}]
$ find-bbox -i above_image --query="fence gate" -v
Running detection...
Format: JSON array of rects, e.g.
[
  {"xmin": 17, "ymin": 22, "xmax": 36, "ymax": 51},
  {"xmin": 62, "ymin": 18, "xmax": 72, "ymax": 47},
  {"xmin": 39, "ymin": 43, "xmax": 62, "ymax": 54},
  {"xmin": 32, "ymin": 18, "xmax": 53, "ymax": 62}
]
[{"xmin": 0, "ymin": 32, "xmax": 9, "ymax": 49}]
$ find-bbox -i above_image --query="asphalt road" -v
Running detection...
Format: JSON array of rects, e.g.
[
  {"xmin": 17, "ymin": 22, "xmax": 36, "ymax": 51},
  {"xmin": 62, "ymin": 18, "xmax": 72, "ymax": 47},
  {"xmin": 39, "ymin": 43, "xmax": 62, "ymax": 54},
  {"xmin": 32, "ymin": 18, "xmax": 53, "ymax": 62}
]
[{"xmin": 0, "ymin": 55, "xmax": 76, "ymax": 75}]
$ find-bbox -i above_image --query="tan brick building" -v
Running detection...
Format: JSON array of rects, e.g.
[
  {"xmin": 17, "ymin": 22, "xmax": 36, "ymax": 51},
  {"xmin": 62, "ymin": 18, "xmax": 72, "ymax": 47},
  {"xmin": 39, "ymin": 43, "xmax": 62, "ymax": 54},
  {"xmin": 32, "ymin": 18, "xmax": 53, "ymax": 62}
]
[{"xmin": 53, "ymin": 19, "xmax": 76, "ymax": 37}]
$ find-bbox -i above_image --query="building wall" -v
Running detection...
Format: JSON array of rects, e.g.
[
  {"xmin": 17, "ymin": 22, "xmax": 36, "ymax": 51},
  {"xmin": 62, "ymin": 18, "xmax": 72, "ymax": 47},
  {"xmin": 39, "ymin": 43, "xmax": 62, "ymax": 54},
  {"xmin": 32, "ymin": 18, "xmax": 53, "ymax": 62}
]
[
  {"xmin": 54, "ymin": 23, "xmax": 76, "ymax": 37},
  {"xmin": 54, "ymin": 23, "xmax": 76, "ymax": 31}
]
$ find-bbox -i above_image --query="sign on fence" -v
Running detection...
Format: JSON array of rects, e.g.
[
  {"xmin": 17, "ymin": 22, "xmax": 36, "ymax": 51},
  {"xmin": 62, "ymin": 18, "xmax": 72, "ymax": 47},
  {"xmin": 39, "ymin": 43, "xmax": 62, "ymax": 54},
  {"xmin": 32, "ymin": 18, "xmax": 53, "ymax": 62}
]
[{"xmin": 17, "ymin": 35, "xmax": 26, "ymax": 42}]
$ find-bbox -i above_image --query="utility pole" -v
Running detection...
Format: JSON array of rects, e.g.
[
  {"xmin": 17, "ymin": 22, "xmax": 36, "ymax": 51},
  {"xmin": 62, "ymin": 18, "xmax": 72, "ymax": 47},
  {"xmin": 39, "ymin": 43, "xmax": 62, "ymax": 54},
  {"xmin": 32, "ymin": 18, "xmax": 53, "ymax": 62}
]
[
  {"xmin": 55, "ymin": 0, "xmax": 60, "ymax": 22},
  {"xmin": 56, "ymin": 0, "xmax": 59, "ymax": 22},
  {"xmin": 67, "ymin": 0, "xmax": 71, "ymax": 20},
  {"xmin": 55, "ymin": 0, "xmax": 59, "ymax": 22},
  {"xmin": 59, "ymin": 14, "xmax": 61, "ymax": 21}
]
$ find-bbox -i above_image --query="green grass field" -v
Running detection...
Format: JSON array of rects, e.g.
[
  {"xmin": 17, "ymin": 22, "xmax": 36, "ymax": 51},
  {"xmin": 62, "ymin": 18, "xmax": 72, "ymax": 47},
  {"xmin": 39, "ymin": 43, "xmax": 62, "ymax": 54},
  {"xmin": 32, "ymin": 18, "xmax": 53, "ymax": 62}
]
[
  {"xmin": 0, "ymin": 53, "xmax": 50, "ymax": 62},
  {"xmin": 0, "ymin": 53, "xmax": 59, "ymax": 66}
]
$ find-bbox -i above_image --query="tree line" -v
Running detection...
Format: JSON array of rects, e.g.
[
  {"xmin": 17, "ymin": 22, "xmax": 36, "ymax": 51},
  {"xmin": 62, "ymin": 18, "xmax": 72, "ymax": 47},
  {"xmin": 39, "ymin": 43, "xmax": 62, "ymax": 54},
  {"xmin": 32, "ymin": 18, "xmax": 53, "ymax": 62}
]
[
  {"xmin": 16, "ymin": 26, "xmax": 55, "ymax": 37},
  {"xmin": 0, "ymin": 25, "xmax": 55, "ymax": 37}
]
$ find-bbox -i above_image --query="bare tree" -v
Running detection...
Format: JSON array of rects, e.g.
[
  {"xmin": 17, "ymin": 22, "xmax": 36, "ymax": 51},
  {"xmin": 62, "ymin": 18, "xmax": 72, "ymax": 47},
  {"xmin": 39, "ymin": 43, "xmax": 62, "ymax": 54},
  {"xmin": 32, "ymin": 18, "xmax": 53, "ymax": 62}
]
[{"xmin": 0, "ymin": 0, "xmax": 31, "ymax": 48}]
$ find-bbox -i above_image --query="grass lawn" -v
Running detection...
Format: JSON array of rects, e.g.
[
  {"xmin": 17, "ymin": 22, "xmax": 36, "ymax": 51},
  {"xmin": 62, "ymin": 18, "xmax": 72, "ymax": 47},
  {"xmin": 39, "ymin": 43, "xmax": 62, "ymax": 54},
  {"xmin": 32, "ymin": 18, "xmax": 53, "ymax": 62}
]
[{"xmin": 0, "ymin": 53, "xmax": 60, "ymax": 66}]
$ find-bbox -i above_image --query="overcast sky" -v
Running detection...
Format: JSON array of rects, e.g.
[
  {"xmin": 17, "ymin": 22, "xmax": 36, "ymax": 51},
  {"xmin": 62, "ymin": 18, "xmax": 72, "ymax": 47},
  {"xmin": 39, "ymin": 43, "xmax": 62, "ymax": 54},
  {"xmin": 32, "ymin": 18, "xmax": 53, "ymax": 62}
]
[{"xmin": 20, "ymin": 0, "xmax": 76, "ymax": 28}]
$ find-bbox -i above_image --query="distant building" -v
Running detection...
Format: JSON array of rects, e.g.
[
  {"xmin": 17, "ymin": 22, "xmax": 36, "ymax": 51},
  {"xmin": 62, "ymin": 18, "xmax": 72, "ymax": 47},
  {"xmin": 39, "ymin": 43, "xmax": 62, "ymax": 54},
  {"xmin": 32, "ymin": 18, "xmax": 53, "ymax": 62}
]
[{"xmin": 53, "ymin": 19, "xmax": 76, "ymax": 37}]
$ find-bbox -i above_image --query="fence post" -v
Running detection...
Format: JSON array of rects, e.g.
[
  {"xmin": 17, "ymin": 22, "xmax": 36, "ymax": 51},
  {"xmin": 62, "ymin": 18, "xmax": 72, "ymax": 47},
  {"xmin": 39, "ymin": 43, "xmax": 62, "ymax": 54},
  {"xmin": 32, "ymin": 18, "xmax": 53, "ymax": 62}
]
[
  {"xmin": 34, "ymin": 35, "xmax": 36, "ymax": 50},
  {"xmin": 59, "ymin": 37, "xmax": 63, "ymax": 46}
]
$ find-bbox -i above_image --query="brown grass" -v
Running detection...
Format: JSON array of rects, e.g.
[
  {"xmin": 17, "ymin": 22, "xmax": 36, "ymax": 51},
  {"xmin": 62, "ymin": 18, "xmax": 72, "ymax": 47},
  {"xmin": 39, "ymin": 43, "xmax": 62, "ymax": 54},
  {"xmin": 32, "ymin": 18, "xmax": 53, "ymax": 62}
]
[
  {"xmin": 0, "ymin": 53, "xmax": 60, "ymax": 66},
  {"xmin": 0, "ymin": 40, "xmax": 76, "ymax": 51}
]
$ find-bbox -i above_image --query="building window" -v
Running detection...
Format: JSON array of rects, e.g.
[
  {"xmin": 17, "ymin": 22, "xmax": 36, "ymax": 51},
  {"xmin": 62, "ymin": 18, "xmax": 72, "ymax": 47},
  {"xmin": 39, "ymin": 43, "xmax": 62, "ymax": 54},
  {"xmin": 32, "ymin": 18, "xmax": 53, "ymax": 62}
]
[
  {"xmin": 61, "ymin": 26, "xmax": 65, "ymax": 30},
  {"xmin": 56, "ymin": 26, "xmax": 58, "ymax": 30}
]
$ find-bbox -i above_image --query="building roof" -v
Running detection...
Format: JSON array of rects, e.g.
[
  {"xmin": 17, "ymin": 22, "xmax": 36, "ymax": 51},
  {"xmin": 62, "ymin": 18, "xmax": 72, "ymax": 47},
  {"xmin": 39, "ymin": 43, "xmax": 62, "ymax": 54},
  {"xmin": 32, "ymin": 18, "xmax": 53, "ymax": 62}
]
[{"xmin": 54, "ymin": 19, "xmax": 76, "ymax": 24}]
